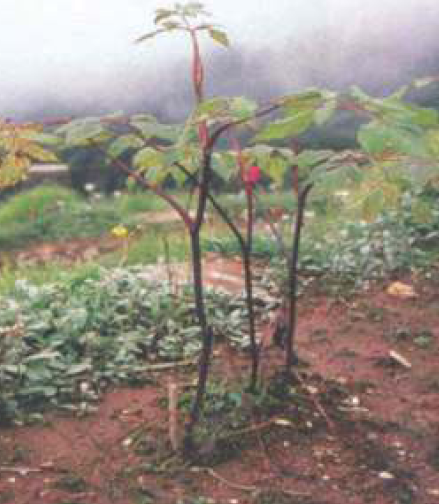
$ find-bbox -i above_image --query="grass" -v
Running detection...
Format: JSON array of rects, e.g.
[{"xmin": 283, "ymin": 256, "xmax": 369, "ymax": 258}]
[
  {"xmin": 102, "ymin": 227, "xmax": 190, "ymax": 267},
  {"xmin": 1, "ymin": 182, "xmax": 437, "ymax": 298},
  {"xmin": 0, "ymin": 185, "xmax": 192, "ymax": 251},
  {"xmin": 0, "ymin": 260, "xmax": 103, "ymax": 297}
]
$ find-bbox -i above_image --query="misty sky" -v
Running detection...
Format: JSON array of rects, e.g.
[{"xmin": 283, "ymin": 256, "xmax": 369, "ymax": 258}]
[{"xmin": 2, "ymin": 0, "xmax": 439, "ymax": 120}]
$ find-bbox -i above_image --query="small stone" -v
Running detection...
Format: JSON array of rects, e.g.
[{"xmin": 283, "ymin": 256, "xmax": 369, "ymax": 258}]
[
  {"xmin": 322, "ymin": 475, "xmax": 330, "ymax": 481},
  {"xmin": 80, "ymin": 382, "xmax": 90, "ymax": 393},
  {"xmin": 367, "ymin": 432, "xmax": 378, "ymax": 441},
  {"xmin": 7, "ymin": 477, "xmax": 16, "ymax": 484},
  {"xmin": 379, "ymin": 471, "xmax": 395, "ymax": 480},
  {"xmin": 427, "ymin": 489, "xmax": 439, "ymax": 496}
]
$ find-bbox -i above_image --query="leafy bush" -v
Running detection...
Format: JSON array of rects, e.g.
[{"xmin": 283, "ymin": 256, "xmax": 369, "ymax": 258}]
[
  {"xmin": 205, "ymin": 189, "xmax": 439, "ymax": 288},
  {"xmin": 0, "ymin": 267, "xmax": 270, "ymax": 422},
  {"xmin": 0, "ymin": 184, "xmax": 80, "ymax": 224}
]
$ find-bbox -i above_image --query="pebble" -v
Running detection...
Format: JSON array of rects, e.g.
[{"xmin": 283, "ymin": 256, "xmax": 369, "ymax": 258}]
[{"xmin": 378, "ymin": 471, "xmax": 395, "ymax": 480}]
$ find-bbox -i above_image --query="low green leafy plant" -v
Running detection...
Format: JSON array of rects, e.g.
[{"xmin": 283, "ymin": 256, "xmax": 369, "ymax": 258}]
[{"xmin": 0, "ymin": 267, "xmax": 270, "ymax": 422}]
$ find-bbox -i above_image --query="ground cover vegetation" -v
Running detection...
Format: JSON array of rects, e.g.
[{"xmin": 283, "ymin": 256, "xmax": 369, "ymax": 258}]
[{"xmin": 0, "ymin": 0, "xmax": 438, "ymax": 482}]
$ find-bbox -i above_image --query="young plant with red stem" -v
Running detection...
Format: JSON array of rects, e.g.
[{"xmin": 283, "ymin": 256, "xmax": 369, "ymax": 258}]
[{"xmin": 41, "ymin": 2, "xmax": 439, "ymax": 454}]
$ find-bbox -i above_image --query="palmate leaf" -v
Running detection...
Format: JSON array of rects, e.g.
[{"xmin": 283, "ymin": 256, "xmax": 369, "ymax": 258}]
[{"xmin": 252, "ymin": 110, "xmax": 314, "ymax": 142}]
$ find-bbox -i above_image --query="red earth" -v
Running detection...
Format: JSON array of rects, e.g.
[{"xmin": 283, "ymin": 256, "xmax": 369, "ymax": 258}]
[{"xmin": 0, "ymin": 252, "xmax": 438, "ymax": 504}]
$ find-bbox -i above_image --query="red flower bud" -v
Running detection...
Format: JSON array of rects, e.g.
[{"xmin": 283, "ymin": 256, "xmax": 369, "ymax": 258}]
[{"xmin": 243, "ymin": 165, "xmax": 261, "ymax": 185}]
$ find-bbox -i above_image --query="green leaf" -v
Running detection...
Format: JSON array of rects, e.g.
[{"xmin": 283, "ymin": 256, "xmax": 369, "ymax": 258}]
[
  {"xmin": 135, "ymin": 29, "xmax": 166, "ymax": 43},
  {"xmin": 412, "ymin": 199, "xmax": 435, "ymax": 224},
  {"xmin": 144, "ymin": 165, "xmax": 170, "ymax": 185},
  {"xmin": 253, "ymin": 110, "xmax": 314, "ymax": 142},
  {"xmin": 182, "ymin": 2, "xmax": 210, "ymax": 17},
  {"xmin": 195, "ymin": 97, "xmax": 229, "ymax": 119},
  {"xmin": 131, "ymin": 118, "xmax": 181, "ymax": 142},
  {"xmin": 314, "ymin": 99, "xmax": 337, "ymax": 125},
  {"xmin": 311, "ymin": 163, "xmax": 363, "ymax": 188},
  {"xmin": 208, "ymin": 28, "xmax": 229, "ymax": 47},
  {"xmin": 426, "ymin": 129, "xmax": 439, "ymax": 158},
  {"xmin": 229, "ymin": 97, "xmax": 258, "ymax": 120},
  {"xmin": 20, "ymin": 131, "xmax": 62, "ymax": 146},
  {"xmin": 169, "ymin": 164, "xmax": 188, "ymax": 187},
  {"xmin": 350, "ymin": 85, "xmax": 373, "ymax": 103},
  {"xmin": 379, "ymin": 101, "xmax": 439, "ymax": 129},
  {"xmin": 162, "ymin": 21, "xmax": 182, "ymax": 30},
  {"xmin": 60, "ymin": 119, "xmax": 109, "ymax": 147},
  {"xmin": 24, "ymin": 143, "xmax": 58, "ymax": 163},
  {"xmin": 281, "ymin": 90, "xmax": 323, "ymax": 113},
  {"xmin": 295, "ymin": 149, "xmax": 333, "ymax": 169},
  {"xmin": 211, "ymin": 152, "xmax": 236, "ymax": 181},
  {"xmin": 133, "ymin": 147, "xmax": 163, "ymax": 170},
  {"xmin": 264, "ymin": 154, "xmax": 288, "ymax": 186},
  {"xmin": 154, "ymin": 9, "xmax": 175, "ymax": 24},
  {"xmin": 107, "ymin": 135, "xmax": 144, "ymax": 158},
  {"xmin": 357, "ymin": 121, "xmax": 428, "ymax": 158},
  {"xmin": 162, "ymin": 147, "xmax": 181, "ymax": 167}
]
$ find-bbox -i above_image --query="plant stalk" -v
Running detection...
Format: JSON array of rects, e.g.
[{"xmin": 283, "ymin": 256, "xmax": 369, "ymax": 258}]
[{"xmin": 285, "ymin": 183, "xmax": 313, "ymax": 373}]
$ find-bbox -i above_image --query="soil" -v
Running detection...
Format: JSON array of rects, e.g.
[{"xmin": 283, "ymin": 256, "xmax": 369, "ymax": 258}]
[
  {"xmin": 0, "ymin": 240, "xmax": 438, "ymax": 504},
  {"xmin": 12, "ymin": 237, "xmax": 121, "ymax": 265}
]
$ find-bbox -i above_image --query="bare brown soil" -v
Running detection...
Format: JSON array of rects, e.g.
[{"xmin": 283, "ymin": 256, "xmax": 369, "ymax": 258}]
[
  {"xmin": 14, "ymin": 236, "xmax": 121, "ymax": 265},
  {"xmin": 0, "ymin": 241, "xmax": 438, "ymax": 504}
]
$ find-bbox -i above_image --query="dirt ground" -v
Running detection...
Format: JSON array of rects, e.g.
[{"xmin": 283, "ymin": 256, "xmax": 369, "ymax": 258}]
[{"xmin": 0, "ymin": 247, "xmax": 438, "ymax": 504}]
